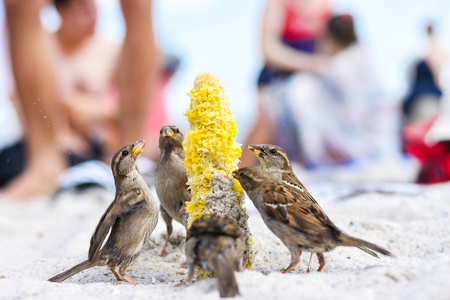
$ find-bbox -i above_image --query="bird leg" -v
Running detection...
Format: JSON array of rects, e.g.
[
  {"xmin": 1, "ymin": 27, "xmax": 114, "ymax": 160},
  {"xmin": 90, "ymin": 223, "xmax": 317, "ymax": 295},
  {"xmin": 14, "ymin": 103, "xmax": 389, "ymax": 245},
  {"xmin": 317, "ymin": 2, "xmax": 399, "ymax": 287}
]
[
  {"xmin": 175, "ymin": 261, "xmax": 195, "ymax": 287},
  {"xmin": 160, "ymin": 206, "xmax": 173, "ymax": 257},
  {"xmin": 121, "ymin": 274, "xmax": 137, "ymax": 285},
  {"xmin": 110, "ymin": 268, "xmax": 122, "ymax": 281},
  {"xmin": 282, "ymin": 249, "xmax": 302, "ymax": 273},
  {"xmin": 160, "ymin": 235, "xmax": 171, "ymax": 257},
  {"xmin": 175, "ymin": 280, "xmax": 187, "ymax": 287},
  {"xmin": 306, "ymin": 253, "xmax": 315, "ymax": 273},
  {"xmin": 317, "ymin": 253, "xmax": 326, "ymax": 272},
  {"xmin": 118, "ymin": 264, "xmax": 138, "ymax": 285}
]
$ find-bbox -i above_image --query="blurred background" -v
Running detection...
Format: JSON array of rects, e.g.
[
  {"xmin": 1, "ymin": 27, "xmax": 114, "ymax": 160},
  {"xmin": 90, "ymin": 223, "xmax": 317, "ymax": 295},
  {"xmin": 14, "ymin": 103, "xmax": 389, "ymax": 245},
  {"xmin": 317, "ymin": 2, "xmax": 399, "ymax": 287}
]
[{"xmin": 1, "ymin": 0, "xmax": 450, "ymax": 198}]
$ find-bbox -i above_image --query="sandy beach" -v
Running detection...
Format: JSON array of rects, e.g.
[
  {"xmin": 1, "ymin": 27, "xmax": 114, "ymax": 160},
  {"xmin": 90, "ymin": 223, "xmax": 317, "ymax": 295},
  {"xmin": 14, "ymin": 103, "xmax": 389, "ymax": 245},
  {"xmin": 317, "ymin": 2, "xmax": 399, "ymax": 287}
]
[{"xmin": 1, "ymin": 181, "xmax": 449, "ymax": 300}]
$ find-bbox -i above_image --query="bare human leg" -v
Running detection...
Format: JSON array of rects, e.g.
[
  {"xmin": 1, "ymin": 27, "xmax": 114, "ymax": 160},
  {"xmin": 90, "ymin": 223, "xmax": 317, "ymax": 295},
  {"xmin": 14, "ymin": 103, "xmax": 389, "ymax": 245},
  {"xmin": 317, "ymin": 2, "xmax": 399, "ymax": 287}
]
[
  {"xmin": 4, "ymin": 0, "xmax": 66, "ymax": 200},
  {"xmin": 118, "ymin": 0, "xmax": 161, "ymax": 146}
]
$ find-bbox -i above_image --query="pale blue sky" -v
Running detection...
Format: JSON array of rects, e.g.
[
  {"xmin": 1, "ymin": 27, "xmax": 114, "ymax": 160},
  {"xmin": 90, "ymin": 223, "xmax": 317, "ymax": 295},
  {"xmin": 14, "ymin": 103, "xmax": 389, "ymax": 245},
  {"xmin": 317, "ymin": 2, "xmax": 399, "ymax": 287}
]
[{"xmin": 1, "ymin": 0, "xmax": 449, "ymax": 141}]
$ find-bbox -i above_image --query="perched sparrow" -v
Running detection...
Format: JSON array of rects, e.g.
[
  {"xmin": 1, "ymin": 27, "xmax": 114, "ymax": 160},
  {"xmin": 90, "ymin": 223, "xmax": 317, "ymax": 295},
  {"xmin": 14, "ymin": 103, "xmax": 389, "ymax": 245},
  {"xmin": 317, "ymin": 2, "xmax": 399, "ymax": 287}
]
[
  {"xmin": 249, "ymin": 144, "xmax": 327, "ymax": 271},
  {"xmin": 233, "ymin": 165, "xmax": 393, "ymax": 274},
  {"xmin": 176, "ymin": 214, "xmax": 244, "ymax": 298},
  {"xmin": 248, "ymin": 144, "xmax": 384, "ymax": 271},
  {"xmin": 49, "ymin": 141, "xmax": 159, "ymax": 285},
  {"xmin": 155, "ymin": 125, "xmax": 191, "ymax": 256}
]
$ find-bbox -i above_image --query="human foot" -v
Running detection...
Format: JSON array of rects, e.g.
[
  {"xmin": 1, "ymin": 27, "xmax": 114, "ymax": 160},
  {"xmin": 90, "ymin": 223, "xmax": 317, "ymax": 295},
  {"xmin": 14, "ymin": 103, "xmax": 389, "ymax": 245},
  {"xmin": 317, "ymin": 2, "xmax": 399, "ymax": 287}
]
[{"xmin": 4, "ymin": 156, "xmax": 66, "ymax": 200}]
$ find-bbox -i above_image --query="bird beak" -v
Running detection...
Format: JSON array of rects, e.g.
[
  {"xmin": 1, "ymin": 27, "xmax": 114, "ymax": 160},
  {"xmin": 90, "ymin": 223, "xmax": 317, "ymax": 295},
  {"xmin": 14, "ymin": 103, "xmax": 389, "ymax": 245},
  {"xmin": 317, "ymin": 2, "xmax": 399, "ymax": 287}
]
[
  {"xmin": 132, "ymin": 140, "xmax": 146, "ymax": 157},
  {"xmin": 232, "ymin": 170, "xmax": 239, "ymax": 180},
  {"xmin": 248, "ymin": 145, "xmax": 265, "ymax": 157},
  {"xmin": 161, "ymin": 127, "xmax": 175, "ymax": 138}
]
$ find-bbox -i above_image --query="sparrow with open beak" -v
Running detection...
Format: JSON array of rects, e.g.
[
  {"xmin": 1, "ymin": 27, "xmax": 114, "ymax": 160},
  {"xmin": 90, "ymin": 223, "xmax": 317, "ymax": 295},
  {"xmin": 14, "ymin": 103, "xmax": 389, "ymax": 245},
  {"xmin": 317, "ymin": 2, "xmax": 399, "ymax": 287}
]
[
  {"xmin": 234, "ymin": 165, "xmax": 393, "ymax": 274},
  {"xmin": 49, "ymin": 141, "xmax": 159, "ymax": 285},
  {"xmin": 155, "ymin": 125, "xmax": 191, "ymax": 256},
  {"xmin": 176, "ymin": 214, "xmax": 244, "ymax": 298}
]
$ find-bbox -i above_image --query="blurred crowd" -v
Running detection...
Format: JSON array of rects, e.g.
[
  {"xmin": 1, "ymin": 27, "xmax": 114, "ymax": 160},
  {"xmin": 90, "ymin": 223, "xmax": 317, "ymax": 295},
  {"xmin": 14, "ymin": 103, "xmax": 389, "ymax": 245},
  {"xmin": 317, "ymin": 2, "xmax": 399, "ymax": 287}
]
[
  {"xmin": 241, "ymin": 0, "xmax": 449, "ymax": 183},
  {"xmin": 0, "ymin": 0, "xmax": 449, "ymax": 201}
]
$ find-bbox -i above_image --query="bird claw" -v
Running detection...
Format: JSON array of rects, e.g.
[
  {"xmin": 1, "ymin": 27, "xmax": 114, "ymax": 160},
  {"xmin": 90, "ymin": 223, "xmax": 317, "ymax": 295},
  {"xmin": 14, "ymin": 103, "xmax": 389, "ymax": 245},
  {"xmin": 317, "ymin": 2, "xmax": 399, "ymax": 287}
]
[
  {"xmin": 306, "ymin": 253, "xmax": 314, "ymax": 273},
  {"xmin": 160, "ymin": 249, "xmax": 169, "ymax": 257},
  {"xmin": 175, "ymin": 280, "xmax": 187, "ymax": 287},
  {"xmin": 110, "ymin": 269, "xmax": 123, "ymax": 281},
  {"xmin": 122, "ymin": 275, "xmax": 138, "ymax": 285}
]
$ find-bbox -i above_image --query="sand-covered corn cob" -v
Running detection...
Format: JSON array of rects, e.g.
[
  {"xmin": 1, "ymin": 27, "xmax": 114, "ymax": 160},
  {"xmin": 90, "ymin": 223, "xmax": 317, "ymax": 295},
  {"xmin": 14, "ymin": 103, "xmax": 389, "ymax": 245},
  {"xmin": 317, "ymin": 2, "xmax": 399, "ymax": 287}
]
[{"xmin": 183, "ymin": 72, "xmax": 253, "ymax": 268}]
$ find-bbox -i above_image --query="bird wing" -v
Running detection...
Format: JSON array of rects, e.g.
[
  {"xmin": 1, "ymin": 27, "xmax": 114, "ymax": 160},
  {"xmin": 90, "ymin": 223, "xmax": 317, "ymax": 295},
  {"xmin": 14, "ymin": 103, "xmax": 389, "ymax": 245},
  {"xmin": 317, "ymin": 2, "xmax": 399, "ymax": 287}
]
[
  {"xmin": 262, "ymin": 184, "xmax": 339, "ymax": 238},
  {"xmin": 88, "ymin": 187, "xmax": 146, "ymax": 261},
  {"xmin": 282, "ymin": 172, "xmax": 318, "ymax": 204},
  {"xmin": 179, "ymin": 166, "xmax": 192, "ymax": 203},
  {"xmin": 282, "ymin": 172, "xmax": 334, "ymax": 225}
]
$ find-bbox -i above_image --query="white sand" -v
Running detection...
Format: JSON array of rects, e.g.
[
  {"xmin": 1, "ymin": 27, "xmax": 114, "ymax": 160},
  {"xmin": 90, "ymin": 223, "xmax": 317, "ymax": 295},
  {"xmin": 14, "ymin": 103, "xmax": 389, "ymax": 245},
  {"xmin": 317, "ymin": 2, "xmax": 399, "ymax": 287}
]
[{"xmin": 1, "ymin": 182, "xmax": 449, "ymax": 300}]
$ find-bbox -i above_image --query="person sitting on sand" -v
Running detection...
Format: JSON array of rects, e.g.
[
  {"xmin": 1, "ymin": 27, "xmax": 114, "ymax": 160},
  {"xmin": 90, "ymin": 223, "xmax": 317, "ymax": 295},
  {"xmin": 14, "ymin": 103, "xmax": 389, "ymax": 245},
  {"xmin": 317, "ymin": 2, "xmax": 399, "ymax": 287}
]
[{"xmin": 284, "ymin": 14, "xmax": 398, "ymax": 168}]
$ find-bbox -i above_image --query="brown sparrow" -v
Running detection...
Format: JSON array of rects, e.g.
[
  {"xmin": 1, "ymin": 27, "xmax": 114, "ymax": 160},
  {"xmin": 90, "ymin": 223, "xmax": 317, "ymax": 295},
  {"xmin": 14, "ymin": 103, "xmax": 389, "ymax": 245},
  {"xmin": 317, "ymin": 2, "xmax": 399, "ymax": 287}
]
[
  {"xmin": 176, "ymin": 214, "xmax": 244, "ymax": 298},
  {"xmin": 249, "ymin": 144, "xmax": 385, "ymax": 271},
  {"xmin": 233, "ymin": 165, "xmax": 393, "ymax": 274},
  {"xmin": 249, "ymin": 144, "xmax": 328, "ymax": 271},
  {"xmin": 48, "ymin": 141, "xmax": 159, "ymax": 285},
  {"xmin": 155, "ymin": 125, "xmax": 191, "ymax": 256}
]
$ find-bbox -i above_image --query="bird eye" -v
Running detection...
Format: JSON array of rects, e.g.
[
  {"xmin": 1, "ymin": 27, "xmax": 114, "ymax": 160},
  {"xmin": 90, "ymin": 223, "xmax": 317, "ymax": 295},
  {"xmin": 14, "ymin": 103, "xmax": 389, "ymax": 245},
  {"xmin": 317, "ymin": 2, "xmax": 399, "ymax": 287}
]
[
  {"xmin": 122, "ymin": 150, "xmax": 129, "ymax": 156},
  {"xmin": 176, "ymin": 128, "xmax": 180, "ymax": 133},
  {"xmin": 270, "ymin": 149, "xmax": 277, "ymax": 154},
  {"xmin": 160, "ymin": 129, "xmax": 163, "ymax": 134}
]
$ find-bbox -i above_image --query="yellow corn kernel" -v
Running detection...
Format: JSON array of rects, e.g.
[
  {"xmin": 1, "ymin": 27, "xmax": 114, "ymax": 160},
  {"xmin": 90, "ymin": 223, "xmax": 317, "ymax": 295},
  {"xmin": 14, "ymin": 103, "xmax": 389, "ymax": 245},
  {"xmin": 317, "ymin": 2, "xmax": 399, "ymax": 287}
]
[
  {"xmin": 183, "ymin": 72, "xmax": 242, "ymax": 225},
  {"xmin": 183, "ymin": 72, "xmax": 254, "ymax": 270}
]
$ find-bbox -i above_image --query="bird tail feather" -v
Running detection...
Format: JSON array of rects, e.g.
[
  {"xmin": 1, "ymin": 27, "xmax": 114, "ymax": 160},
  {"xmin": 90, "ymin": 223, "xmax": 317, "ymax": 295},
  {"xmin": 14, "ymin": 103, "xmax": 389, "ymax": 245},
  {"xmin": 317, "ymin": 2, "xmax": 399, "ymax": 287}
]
[
  {"xmin": 48, "ymin": 260, "xmax": 95, "ymax": 283},
  {"xmin": 211, "ymin": 252, "xmax": 240, "ymax": 298},
  {"xmin": 357, "ymin": 246, "xmax": 380, "ymax": 258},
  {"xmin": 342, "ymin": 235, "xmax": 394, "ymax": 257}
]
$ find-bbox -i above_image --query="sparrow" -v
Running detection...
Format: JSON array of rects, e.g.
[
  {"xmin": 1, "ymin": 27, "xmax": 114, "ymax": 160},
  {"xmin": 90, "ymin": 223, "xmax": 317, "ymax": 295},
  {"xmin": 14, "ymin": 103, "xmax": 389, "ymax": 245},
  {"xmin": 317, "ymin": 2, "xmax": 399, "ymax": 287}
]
[
  {"xmin": 248, "ymin": 144, "xmax": 385, "ymax": 272},
  {"xmin": 249, "ymin": 144, "xmax": 327, "ymax": 271},
  {"xmin": 48, "ymin": 140, "xmax": 159, "ymax": 285},
  {"xmin": 154, "ymin": 125, "xmax": 191, "ymax": 256},
  {"xmin": 233, "ymin": 165, "xmax": 393, "ymax": 274},
  {"xmin": 176, "ymin": 214, "xmax": 244, "ymax": 298}
]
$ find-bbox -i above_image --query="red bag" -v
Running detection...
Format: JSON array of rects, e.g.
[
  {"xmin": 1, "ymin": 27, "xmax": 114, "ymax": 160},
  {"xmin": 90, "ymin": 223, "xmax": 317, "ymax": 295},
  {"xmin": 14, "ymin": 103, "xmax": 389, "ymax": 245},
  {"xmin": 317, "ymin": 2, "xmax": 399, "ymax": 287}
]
[{"xmin": 403, "ymin": 116, "xmax": 450, "ymax": 183}]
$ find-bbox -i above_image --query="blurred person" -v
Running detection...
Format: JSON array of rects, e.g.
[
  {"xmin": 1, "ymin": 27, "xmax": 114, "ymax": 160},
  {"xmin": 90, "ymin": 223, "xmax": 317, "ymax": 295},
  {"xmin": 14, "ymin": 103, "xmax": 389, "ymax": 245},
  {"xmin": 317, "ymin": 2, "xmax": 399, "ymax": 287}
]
[
  {"xmin": 1, "ymin": 0, "xmax": 160, "ymax": 200},
  {"xmin": 0, "ymin": 90, "xmax": 24, "ymax": 188},
  {"xmin": 402, "ymin": 23, "xmax": 450, "ymax": 183},
  {"xmin": 283, "ymin": 14, "xmax": 398, "ymax": 168},
  {"xmin": 402, "ymin": 24, "xmax": 446, "ymax": 126},
  {"xmin": 53, "ymin": 0, "xmax": 121, "ymax": 164},
  {"xmin": 2, "ymin": 0, "xmax": 120, "ymax": 194},
  {"xmin": 55, "ymin": 0, "xmax": 172, "ymax": 163},
  {"xmin": 402, "ymin": 115, "xmax": 450, "ymax": 183},
  {"xmin": 118, "ymin": 0, "xmax": 160, "ymax": 148},
  {"xmin": 143, "ymin": 53, "xmax": 179, "ymax": 162},
  {"xmin": 240, "ymin": 0, "xmax": 331, "ymax": 166},
  {"xmin": 2, "ymin": 0, "xmax": 65, "ymax": 199}
]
